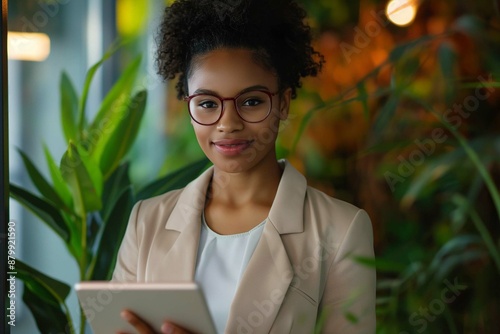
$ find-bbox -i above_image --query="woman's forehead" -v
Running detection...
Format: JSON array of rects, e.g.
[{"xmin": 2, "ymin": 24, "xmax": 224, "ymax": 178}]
[{"xmin": 187, "ymin": 48, "xmax": 279, "ymax": 94}]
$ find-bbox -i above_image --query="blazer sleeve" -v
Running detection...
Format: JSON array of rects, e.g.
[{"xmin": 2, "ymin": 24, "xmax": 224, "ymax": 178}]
[
  {"xmin": 320, "ymin": 209, "xmax": 376, "ymax": 333},
  {"xmin": 111, "ymin": 200, "xmax": 142, "ymax": 282}
]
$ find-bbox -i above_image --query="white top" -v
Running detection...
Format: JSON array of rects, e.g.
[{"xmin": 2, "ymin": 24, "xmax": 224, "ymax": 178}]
[{"xmin": 194, "ymin": 212, "xmax": 266, "ymax": 334}]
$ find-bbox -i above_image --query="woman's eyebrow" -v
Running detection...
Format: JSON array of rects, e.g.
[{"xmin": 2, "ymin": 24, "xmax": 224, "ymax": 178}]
[{"xmin": 192, "ymin": 85, "xmax": 272, "ymax": 96}]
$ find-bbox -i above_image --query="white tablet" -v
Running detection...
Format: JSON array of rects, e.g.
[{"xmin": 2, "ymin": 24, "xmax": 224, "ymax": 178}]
[{"xmin": 75, "ymin": 282, "xmax": 217, "ymax": 334}]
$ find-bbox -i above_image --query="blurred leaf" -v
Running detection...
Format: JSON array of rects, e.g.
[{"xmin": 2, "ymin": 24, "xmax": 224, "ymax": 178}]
[
  {"xmin": 16, "ymin": 260, "xmax": 71, "ymax": 303},
  {"xmin": 137, "ymin": 157, "xmax": 210, "ymax": 201},
  {"xmin": 60, "ymin": 142, "xmax": 103, "ymax": 216},
  {"xmin": 78, "ymin": 40, "xmax": 125, "ymax": 133},
  {"xmin": 9, "ymin": 184, "xmax": 70, "ymax": 242},
  {"xmin": 86, "ymin": 212, "xmax": 103, "ymax": 253},
  {"xmin": 22, "ymin": 289, "xmax": 69, "ymax": 334},
  {"xmin": 88, "ymin": 186, "xmax": 134, "ymax": 280},
  {"xmin": 453, "ymin": 15, "xmax": 485, "ymax": 38},
  {"xmin": 60, "ymin": 72, "xmax": 79, "ymax": 142},
  {"xmin": 16, "ymin": 260, "xmax": 72, "ymax": 334},
  {"xmin": 357, "ymin": 82, "xmax": 370, "ymax": 118},
  {"xmin": 428, "ymin": 234, "xmax": 482, "ymax": 281},
  {"xmin": 18, "ymin": 149, "xmax": 69, "ymax": 211},
  {"xmin": 388, "ymin": 35, "xmax": 436, "ymax": 64},
  {"xmin": 44, "ymin": 145, "xmax": 73, "ymax": 208},
  {"xmin": 438, "ymin": 42, "xmax": 457, "ymax": 104},
  {"xmin": 98, "ymin": 90, "xmax": 148, "ymax": 179},
  {"xmin": 63, "ymin": 210, "xmax": 83, "ymax": 261},
  {"xmin": 453, "ymin": 194, "xmax": 500, "ymax": 274},
  {"xmin": 101, "ymin": 163, "xmax": 132, "ymax": 222},
  {"xmin": 394, "ymin": 56, "xmax": 421, "ymax": 88},
  {"xmin": 372, "ymin": 95, "xmax": 399, "ymax": 139},
  {"xmin": 433, "ymin": 250, "xmax": 485, "ymax": 283},
  {"xmin": 355, "ymin": 256, "xmax": 406, "ymax": 273},
  {"xmin": 87, "ymin": 55, "xmax": 142, "ymax": 154}
]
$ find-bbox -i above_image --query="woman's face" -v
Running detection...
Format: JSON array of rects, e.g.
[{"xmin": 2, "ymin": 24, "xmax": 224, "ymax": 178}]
[{"xmin": 187, "ymin": 48, "xmax": 291, "ymax": 174}]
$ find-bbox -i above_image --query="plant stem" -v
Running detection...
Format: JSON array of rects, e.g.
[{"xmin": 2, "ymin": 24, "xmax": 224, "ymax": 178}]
[
  {"xmin": 454, "ymin": 195, "xmax": 500, "ymax": 274},
  {"xmin": 62, "ymin": 302, "xmax": 76, "ymax": 334}
]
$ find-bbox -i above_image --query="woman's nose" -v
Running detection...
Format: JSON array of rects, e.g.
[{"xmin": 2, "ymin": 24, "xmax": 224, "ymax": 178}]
[{"xmin": 217, "ymin": 100, "xmax": 244, "ymax": 132}]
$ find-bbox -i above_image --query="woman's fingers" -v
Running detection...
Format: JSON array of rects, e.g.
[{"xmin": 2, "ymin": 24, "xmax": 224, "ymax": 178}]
[
  {"xmin": 120, "ymin": 309, "xmax": 157, "ymax": 334},
  {"xmin": 118, "ymin": 310, "xmax": 194, "ymax": 334},
  {"xmin": 161, "ymin": 322, "xmax": 192, "ymax": 334}
]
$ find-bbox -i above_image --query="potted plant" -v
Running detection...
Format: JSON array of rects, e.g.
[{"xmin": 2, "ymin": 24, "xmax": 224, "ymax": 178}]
[{"xmin": 10, "ymin": 45, "xmax": 209, "ymax": 334}]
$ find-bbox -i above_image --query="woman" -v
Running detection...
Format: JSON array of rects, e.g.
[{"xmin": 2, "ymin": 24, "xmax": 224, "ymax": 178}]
[{"xmin": 113, "ymin": 0, "xmax": 376, "ymax": 333}]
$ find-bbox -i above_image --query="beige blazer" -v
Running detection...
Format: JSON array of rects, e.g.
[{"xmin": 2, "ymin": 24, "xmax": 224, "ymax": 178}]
[{"xmin": 112, "ymin": 160, "xmax": 376, "ymax": 333}]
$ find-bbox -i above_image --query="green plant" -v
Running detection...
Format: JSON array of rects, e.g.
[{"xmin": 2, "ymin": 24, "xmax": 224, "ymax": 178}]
[
  {"xmin": 290, "ymin": 11, "xmax": 499, "ymax": 334},
  {"xmin": 10, "ymin": 47, "xmax": 210, "ymax": 333}
]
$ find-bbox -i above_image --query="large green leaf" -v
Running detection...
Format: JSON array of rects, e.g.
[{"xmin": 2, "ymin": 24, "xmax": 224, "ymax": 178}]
[
  {"xmin": 16, "ymin": 260, "xmax": 71, "ymax": 303},
  {"xmin": 9, "ymin": 184, "xmax": 70, "ymax": 242},
  {"xmin": 101, "ymin": 163, "xmax": 132, "ymax": 222},
  {"xmin": 88, "ymin": 186, "xmax": 134, "ymax": 280},
  {"xmin": 22, "ymin": 289, "xmax": 70, "ymax": 334},
  {"xmin": 98, "ymin": 90, "xmax": 148, "ymax": 179},
  {"xmin": 78, "ymin": 40, "xmax": 124, "ymax": 133},
  {"xmin": 44, "ymin": 145, "xmax": 73, "ymax": 208},
  {"xmin": 16, "ymin": 260, "xmax": 72, "ymax": 334},
  {"xmin": 18, "ymin": 149, "xmax": 69, "ymax": 211},
  {"xmin": 87, "ymin": 55, "xmax": 142, "ymax": 154},
  {"xmin": 60, "ymin": 143, "xmax": 103, "ymax": 216},
  {"xmin": 60, "ymin": 71, "xmax": 79, "ymax": 142},
  {"xmin": 136, "ymin": 157, "xmax": 210, "ymax": 201}
]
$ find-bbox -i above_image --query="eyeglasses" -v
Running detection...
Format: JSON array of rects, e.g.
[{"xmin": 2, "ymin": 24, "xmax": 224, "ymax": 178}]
[{"xmin": 184, "ymin": 90, "xmax": 278, "ymax": 126}]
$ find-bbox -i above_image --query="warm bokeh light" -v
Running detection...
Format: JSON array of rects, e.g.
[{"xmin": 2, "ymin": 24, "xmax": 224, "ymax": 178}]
[
  {"xmin": 7, "ymin": 32, "xmax": 51, "ymax": 62},
  {"xmin": 386, "ymin": 0, "xmax": 418, "ymax": 27}
]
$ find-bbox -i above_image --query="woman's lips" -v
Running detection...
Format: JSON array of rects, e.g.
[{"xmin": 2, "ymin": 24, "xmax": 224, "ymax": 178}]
[{"xmin": 212, "ymin": 139, "xmax": 253, "ymax": 156}]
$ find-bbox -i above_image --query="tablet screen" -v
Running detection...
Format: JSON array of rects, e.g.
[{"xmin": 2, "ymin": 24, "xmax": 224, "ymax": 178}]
[{"xmin": 75, "ymin": 282, "xmax": 217, "ymax": 334}]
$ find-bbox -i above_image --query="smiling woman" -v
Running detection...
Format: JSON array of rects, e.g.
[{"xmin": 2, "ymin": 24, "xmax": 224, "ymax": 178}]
[{"xmin": 111, "ymin": 1, "xmax": 376, "ymax": 333}]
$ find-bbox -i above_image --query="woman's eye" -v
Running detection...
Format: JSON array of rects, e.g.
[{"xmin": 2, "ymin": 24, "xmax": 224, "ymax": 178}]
[
  {"xmin": 242, "ymin": 98, "xmax": 263, "ymax": 107},
  {"xmin": 199, "ymin": 101, "xmax": 218, "ymax": 109}
]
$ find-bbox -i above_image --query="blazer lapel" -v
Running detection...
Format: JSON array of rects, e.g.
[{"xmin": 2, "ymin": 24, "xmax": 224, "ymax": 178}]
[
  {"xmin": 147, "ymin": 166, "xmax": 214, "ymax": 282},
  {"xmin": 226, "ymin": 160, "xmax": 308, "ymax": 333},
  {"xmin": 225, "ymin": 222, "xmax": 293, "ymax": 333}
]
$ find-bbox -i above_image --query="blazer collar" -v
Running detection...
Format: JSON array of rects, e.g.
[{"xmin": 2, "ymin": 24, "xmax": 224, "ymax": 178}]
[
  {"xmin": 164, "ymin": 159, "xmax": 307, "ymax": 235},
  {"xmin": 156, "ymin": 160, "xmax": 308, "ymax": 331}
]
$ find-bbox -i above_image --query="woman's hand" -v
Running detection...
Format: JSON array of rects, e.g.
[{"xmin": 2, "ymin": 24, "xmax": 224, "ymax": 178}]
[{"xmin": 117, "ymin": 309, "xmax": 193, "ymax": 334}]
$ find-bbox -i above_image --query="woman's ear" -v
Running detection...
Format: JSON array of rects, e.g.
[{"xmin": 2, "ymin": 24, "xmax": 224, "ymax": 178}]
[{"xmin": 278, "ymin": 87, "xmax": 292, "ymax": 120}]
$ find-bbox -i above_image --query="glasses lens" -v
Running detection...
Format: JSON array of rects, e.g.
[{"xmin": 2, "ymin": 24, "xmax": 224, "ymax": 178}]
[
  {"xmin": 188, "ymin": 91, "xmax": 273, "ymax": 125},
  {"xmin": 189, "ymin": 95, "xmax": 221, "ymax": 125},
  {"xmin": 236, "ymin": 91, "xmax": 272, "ymax": 122}
]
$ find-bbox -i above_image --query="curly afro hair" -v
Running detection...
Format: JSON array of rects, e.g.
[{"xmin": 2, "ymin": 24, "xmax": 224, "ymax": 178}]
[{"xmin": 156, "ymin": 0, "xmax": 325, "ymax": 99}]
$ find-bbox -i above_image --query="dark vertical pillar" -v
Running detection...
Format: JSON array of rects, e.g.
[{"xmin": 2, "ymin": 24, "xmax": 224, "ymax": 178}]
[
  {"xmin": 0, "ymin": 0, "xmax": 8, "ymax": 333},
  {"xmin": 102, "ymin": 0, "xmax": 118, "ymax": 95}
]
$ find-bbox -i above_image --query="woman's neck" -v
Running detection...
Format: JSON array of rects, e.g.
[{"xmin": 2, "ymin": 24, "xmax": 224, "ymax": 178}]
[{"xmin": 208, "ymin": 156, "xmax": 283, "ymax": 208}]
